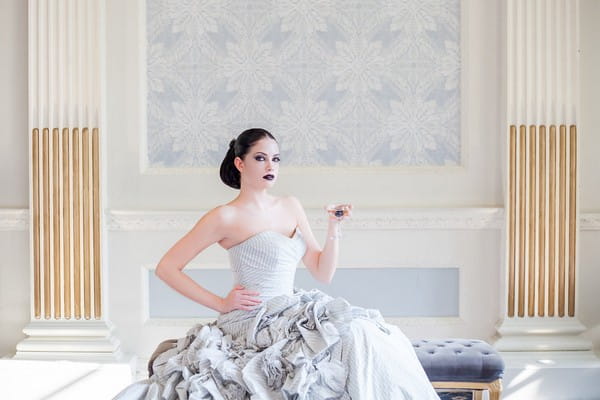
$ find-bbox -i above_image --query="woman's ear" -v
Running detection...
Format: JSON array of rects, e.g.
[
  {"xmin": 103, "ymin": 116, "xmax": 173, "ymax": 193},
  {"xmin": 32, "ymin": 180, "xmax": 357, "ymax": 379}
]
[{"xmin": 234, "ymin": 156, "xmax": 243, "ymax": 173}]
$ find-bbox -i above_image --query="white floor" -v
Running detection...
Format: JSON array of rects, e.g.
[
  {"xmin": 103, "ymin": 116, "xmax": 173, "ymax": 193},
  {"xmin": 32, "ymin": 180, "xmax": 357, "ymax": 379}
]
[
  {"xmin": 501, "ymin": 351, "xmax": 600, "ymax": 400},
  {"xmin": 1, "ymin": 355, "xmax": 600, "ymax": 400},
  {"xmin": 0, "ymin": 359, "xmax": 134, "ymax": 400},
  {"xmin": 503, "ymin": 367, "xmax": 600, "ymax": 400}
]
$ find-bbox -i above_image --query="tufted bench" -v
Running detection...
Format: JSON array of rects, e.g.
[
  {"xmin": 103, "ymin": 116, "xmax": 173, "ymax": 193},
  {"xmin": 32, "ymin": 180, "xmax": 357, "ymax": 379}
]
[{"xmin": 411, "ymin": 339, "xmax": 505, "ymax": 400}]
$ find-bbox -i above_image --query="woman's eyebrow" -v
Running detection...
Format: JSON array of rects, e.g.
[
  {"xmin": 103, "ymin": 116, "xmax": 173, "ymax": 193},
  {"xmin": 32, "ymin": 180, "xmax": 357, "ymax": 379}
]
[{"xmin": 254, "ymin": 152, "xmax": 280, "ymax": 156}]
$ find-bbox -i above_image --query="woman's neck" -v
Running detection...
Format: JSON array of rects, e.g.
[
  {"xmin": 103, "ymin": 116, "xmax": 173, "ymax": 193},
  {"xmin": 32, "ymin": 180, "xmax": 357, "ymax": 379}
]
[{"xmin": 234, "ymin": 188, "xmax": 275, "ymax": 212}]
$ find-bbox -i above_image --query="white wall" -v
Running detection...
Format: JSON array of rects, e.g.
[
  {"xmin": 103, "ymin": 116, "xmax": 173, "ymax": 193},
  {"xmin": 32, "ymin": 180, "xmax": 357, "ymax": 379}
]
[
  {"xmin": 106, "ymin": 0, "xmax": 504, "ymax": 211},
  {"xmin": 0, "ymin": 0, "xmax": 598, "ymax": 364},
  {"xmin": 577, "ymin": 0, "xmax": 600, "ymax": 352},
  {"xmin": 0, "ymin": 0, "xmax": 29, "ymax": 356},
  {"xmin": 0, "ymin": 0, "xmax": 28, "ymax": 206},
  {"xmin": 579, "ymin": 0, "xmax": 600, "ymax": 212},
  {"xmin": 103, "ymin": 0, "xmax": 508, "ymax": 362}
]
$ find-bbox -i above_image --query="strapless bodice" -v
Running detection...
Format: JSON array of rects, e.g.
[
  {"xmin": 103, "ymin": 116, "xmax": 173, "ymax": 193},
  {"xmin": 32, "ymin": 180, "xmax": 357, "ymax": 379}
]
[{"xmin": 227, "ymin": 228, "xmax": 306, "ymax": 300}]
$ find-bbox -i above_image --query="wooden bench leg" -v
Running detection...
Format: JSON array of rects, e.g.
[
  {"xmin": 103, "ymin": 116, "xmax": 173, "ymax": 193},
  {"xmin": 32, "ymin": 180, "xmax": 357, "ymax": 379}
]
[
  {"xmin": 431, "ymin": 380, "xmax": 503, "ymax": 400},
  {"xmin": 489, "ymin": 378, "xmax": 502, "ymax": 400}
]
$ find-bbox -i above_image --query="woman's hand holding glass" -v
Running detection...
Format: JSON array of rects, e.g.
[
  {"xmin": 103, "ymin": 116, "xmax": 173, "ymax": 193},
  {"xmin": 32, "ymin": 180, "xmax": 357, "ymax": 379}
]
[
  {"xmin": 220, "ymin": 285, "xmax": 262, "ymax": 312},
  {"xmin": 325, "ymin": 203, "xmax": 353, "ymax": 222},
  {"xmin": 324, "ymin": 203, "xmax": 352, "ymax": 240}
]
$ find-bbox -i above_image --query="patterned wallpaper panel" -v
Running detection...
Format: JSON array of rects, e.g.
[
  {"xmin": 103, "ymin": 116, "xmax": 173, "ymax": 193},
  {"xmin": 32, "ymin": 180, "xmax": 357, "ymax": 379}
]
[{"xmin": 146, "ymin": 0, "xmax": 460, "ymax": 167}]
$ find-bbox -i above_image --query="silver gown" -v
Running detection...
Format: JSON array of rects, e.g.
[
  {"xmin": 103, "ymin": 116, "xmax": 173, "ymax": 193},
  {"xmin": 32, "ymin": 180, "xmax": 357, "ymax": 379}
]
[{"xmin": 115, "ymin": 228, "xmax": 440, "ymax": 400}]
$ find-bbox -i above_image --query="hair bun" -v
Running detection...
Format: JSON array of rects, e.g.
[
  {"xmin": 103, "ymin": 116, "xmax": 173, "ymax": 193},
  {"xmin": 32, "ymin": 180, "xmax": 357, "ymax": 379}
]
[{"xmin": 220, "ymin": 128, "xmax": 275, "ymax": 190}]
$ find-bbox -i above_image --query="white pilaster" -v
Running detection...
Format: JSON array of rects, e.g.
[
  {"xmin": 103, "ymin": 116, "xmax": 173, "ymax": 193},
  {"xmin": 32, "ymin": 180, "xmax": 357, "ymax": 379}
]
[
  {"xmin": 497, "ymin": 0, "xmax": 598, "ymax": 369},
  {"xmin": 16, "ymin": 0, "xmax": 126, "ymax": 364}
]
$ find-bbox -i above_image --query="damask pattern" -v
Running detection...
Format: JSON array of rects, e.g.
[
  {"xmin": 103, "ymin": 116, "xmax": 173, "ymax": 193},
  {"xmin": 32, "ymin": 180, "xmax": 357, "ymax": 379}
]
[{"xmin": 146, "ymin": 0, "xmax": 460, "ymax": 167}]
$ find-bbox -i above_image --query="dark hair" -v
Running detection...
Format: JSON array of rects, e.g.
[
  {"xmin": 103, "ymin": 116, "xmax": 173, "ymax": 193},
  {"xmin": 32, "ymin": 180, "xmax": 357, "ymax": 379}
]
[{"xmin": 219, "ymin": 128, "xmax": 277, "ymax": 189}]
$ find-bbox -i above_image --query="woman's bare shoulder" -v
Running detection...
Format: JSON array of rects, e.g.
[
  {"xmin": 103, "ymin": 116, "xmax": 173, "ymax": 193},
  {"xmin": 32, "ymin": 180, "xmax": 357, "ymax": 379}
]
[
  {"xmin": 191, "ymin": 204, "xmax": 238, "ymax": 232},
  {"xmin": 207, "ymin": 203, "xmax": 238, "ymax": 224},
  {"xmin": 282, "ymin": 195, "xmax": 304, "ymax": 212}
]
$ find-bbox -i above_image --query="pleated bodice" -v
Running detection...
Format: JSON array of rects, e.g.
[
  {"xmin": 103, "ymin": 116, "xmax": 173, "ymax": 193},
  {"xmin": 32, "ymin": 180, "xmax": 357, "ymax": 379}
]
[{"xmin": 227, "ymin": 228, "xmax": 306, "ymax": 300}]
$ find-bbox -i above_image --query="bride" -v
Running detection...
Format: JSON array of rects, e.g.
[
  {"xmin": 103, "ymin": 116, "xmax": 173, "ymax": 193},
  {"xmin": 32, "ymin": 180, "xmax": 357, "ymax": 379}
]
[{"xmin": 115, "ymin": 128, "xmax": 440, "ymax": 399}]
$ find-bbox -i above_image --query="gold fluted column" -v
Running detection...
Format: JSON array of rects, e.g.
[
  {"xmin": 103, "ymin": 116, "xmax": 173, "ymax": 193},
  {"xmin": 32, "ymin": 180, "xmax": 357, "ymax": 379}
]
[
  {"xmin": 497, "ymin": 0, "xmax": 591, "ymax": 356},
  {"xmin": 548, "ymin": 126, "xmax": 556, "ymax": 317},
  {"xmin": 82, "ymin": 128, "xmax": 91, "ymax": 320},
  {"xmin": 62, "ymin": 128, "xmax": 71, "ymax": 320},
  {"xmin": 29, "ymin": 128, "xmax": 103, "ymax": 321},
  {"xmin": 32, "ymin": 129, "xmax": 41, "ymax": 319},
  {"xmin": 93, "ymin": 128, "xmax": 102, "ymax": 318},
  {"xmin": 73, "ymin": 129, "xmax": 81, "ymax": 320},
  {"xmin": 17, "ymin": 0, "xmax": 122, "ymax": 361},
  {"xmin": 506, "ymin": 125, "xmax": 577, "ymax": 320},
  {"xmin": 537, "ymin": 126, "xmax": 546, "ymax": 317},
  {"xmin": 568, "ymin": 126, "xmax": 577, "ymax": 318},
  {"xmin": 43, "ymin": 128, "xmax": 50, "ymax": 319},
  {"xmin": 507, "ymin": 126, "xmax": 516, "ymax": 318}
]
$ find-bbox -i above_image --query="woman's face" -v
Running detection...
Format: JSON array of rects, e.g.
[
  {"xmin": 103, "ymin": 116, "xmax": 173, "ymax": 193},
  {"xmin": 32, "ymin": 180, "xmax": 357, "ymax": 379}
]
[{"xmin": 236, "ymin": 137, "xmax": 280, "ymax": 188}]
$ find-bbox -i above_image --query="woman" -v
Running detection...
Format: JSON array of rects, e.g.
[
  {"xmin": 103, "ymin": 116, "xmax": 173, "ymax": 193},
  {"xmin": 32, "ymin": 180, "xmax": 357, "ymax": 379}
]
[{"xmin": 115, "ymin": 128, "xmax": 440, "ymax": 399}]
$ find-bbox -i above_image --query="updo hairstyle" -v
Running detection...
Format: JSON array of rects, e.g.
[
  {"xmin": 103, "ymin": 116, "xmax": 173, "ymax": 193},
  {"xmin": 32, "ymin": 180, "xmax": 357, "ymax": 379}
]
[{"xmin": 219, "ymin": 128, "xmax": 276, "ymax": 189}]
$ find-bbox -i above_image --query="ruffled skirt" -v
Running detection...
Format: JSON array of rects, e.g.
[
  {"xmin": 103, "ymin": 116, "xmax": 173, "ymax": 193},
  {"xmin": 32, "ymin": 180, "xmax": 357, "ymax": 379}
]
[{"xmin": 114, "ymin": 289, "xmax": 439, "ymax": 400}]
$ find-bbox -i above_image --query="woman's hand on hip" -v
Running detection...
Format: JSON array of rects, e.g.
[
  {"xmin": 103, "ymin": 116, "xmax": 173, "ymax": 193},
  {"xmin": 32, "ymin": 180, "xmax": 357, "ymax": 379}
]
[{"xmin": 220, "ymin": 285, "xmax": 262, "ymax": 312}]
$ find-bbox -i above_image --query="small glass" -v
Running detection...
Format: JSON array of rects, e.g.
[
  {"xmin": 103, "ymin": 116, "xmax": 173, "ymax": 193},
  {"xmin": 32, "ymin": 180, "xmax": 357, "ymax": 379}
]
[{"xmin": 325, "ymin": 203, "xmax": 352, "ymax": 220}]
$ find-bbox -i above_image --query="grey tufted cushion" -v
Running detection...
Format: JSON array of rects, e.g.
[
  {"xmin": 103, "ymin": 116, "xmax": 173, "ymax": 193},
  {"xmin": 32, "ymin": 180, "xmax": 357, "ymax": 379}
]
[{"xmin": 411, "ymin": 338, "xmax": 505, "ymax": 383}]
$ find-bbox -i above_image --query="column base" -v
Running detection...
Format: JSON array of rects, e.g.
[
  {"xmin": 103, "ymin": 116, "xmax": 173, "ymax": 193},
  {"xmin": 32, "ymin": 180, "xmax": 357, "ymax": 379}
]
[
  {"xmin": 14, "ymin": 319, "xmax": 126, "ymax": 363},
  {"xmin": 499, "ymin": 349, "xmax": 600, "ymax": 367},
  {"xmin": 495, "ymin": 316, "xmax": 593, "ymax": 352}
]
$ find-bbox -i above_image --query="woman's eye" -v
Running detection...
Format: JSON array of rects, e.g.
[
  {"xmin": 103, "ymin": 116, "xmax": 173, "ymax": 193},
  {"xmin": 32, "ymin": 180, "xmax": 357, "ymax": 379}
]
[{"xmin": 254, "ymin": 156, "xmax": 280, "ymax": 162}]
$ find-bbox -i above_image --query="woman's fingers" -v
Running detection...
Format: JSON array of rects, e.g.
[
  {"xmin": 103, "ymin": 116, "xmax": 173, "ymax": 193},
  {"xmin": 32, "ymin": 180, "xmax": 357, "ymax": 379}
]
[
  {"xmin": 238, "ymin": 296, "xmax": 261, "ymax": 304},
  {"xmin": 240, "ymin": 294, "xmax": 261, "ymax": 301},
  {"xmin": 239, "ymin": 301, "xmax": 262, "ymax": 310},
  {"xmin": 229, "ymin": 286, "xmax": 262, "ymax": 311}
]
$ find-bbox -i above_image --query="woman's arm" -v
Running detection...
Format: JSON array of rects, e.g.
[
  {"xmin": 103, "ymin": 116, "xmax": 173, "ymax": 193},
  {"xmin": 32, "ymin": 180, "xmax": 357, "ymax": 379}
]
[
  {"xmin": 155, "ymin": 206, "xmax": 260, "ymax": 313},
  {"xmin": 313, "ymin": 219, "xmax": 342, "ymax": 283},
  {"xmin": 288, "ymin": 197, "xmax": 347, "ymax": 284}
]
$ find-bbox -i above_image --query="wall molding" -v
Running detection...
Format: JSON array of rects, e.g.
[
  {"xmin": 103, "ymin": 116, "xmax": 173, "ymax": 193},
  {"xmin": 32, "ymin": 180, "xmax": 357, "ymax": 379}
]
[
  {"xmin": 107, "ymin": 208, "xmax": 506, "ymax": 231},
  {"xmin": 580, "ymin": 214, "xmax": 600, "ymax": 231},
  {"xmin": 3, "ymin": 208, "xmax": 600, "ymax": 232},
  {"xmin": 0, "ymin": 209, "xmax": 28, "ymax": 231}
]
